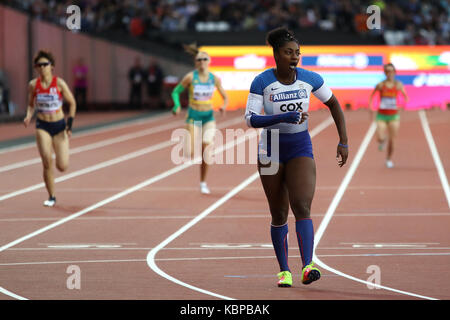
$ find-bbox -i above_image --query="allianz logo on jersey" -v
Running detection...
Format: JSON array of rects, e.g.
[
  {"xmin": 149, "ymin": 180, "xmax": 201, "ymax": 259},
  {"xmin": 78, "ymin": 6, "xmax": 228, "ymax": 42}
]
[{"xmin": 269, "ymin": 89, "xmax": 308, "ymax": 102}]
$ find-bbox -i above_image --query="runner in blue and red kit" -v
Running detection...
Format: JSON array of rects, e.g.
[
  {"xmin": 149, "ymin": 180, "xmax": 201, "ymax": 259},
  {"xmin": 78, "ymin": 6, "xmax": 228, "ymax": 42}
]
[{"xmin": 245, "ymin": 28, "xmax": 349, "ymax": 287}]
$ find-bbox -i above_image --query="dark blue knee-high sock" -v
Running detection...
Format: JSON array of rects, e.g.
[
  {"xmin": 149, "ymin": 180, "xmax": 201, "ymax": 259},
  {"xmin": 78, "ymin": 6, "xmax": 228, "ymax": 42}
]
[
  {"xmin": 271, "ymin": 223, "xmax": 290, "ymax": 272},
  {"xmin": 295, "ymin": 219, "xmax": 314, "ymax": 268}
]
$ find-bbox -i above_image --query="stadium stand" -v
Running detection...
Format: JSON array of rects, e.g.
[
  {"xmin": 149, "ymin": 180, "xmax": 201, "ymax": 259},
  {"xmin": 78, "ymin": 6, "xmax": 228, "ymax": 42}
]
[{"xmin": 3, "ymin": 0, "xmax": 449, "ymax": 45}]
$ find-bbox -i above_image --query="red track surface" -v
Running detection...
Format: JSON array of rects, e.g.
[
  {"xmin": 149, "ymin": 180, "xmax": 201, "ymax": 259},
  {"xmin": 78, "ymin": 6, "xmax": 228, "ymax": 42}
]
[{"xmin": 0, "ymin": 108, "xmax": 449, "ymax": 300}]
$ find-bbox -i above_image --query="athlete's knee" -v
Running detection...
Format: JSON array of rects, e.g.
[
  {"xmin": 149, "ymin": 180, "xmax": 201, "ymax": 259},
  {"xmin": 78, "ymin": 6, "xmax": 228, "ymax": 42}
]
[
  {"xmin": 271, "ymin": 215, "xmax": 288, "ymax": 226},
  {"xmin": 290, "ymin": 200, "xmax": 311, "ymax": 219},
  {"xmin": 56, "ymin": 161, "xmax": 68, "ymax": 172},
  {"xmin": 41, "ymin": 157, "xmax": 52, "ymax": 170},
  {"xmin": 270, "ymin": 208, "xmax": 289, "ymax": 225}
]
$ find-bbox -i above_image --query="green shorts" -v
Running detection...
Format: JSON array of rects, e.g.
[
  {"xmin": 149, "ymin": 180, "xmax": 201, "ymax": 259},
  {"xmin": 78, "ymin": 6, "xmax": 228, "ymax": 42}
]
[
  {"xmin": 376, "ymin": 113, "xmax": 400, "ymax": 122},
  {"xmin": 186, "ymin": 108, "xmax": 215, "ymax": 126}
]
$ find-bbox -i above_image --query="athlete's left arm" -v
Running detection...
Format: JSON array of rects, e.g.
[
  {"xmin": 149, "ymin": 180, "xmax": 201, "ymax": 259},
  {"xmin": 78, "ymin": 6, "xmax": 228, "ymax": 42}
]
[
  {"xmin": 57, "ymin": 78, "xmax": 76, "ymax": 118},
  {"xmin": 324, "ymin": 94, "xmax": 348, "ymax": 167},
  {"xmin": 214, "ymin": 75, "xmax": 228, "ymax": 113}
]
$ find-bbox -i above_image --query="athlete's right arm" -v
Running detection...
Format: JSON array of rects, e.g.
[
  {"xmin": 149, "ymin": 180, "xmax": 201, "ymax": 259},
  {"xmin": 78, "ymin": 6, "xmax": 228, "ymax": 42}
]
[
  {"xmin": 171, "ymin": 73, "xmax": 192, "ymax": 115},
  {"xmin": 368, "ymin": 82, "xmax": 382, "ymax": 110},
  {"xmin": 244, "ymin": 77, "xmax": 300, "ymax": 128},
  {"xmin": 23, "ymin": 80, "xmax": 35, "ymax": 128},
  {"xmin": 368, "ymin": 82, "xmax": 382, "ymax": 121}
]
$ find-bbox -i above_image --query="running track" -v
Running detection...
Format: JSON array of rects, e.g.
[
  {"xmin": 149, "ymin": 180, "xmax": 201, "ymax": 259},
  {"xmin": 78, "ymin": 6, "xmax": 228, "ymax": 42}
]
[{"xmin": 0, "ymin": 108, "xmax": 448, "ymax": 301}]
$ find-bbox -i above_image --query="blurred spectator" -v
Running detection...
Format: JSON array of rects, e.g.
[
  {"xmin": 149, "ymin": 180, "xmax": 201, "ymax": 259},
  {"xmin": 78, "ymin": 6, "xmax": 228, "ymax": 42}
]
[
  {"xmin": 73, "ymin": 58, "xmax": 88, "ymax": 111},
  {"xmin": 145, "ymin": 58, "xmax": 164, "ymax": 109},
  {"xmin": 354, "ymin": 6, "xmax": 369, "ymax": 35},
  {"xmin": 128, "ymin": 57, "xmax": 145, "ymax": 109},
  {"xmin": 130, "ymin": 12, "xmax": 145, "ymax": 37}
]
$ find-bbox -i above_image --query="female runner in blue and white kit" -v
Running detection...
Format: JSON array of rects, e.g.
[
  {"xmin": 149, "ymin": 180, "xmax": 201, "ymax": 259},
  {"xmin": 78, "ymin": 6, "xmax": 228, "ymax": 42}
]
[{"xmin": 245, "ymin": 28, "xmax": 348, "ymax": 287}]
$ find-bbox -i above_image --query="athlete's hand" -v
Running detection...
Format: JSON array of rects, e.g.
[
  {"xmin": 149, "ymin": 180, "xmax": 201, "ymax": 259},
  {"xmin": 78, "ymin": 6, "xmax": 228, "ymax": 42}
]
[
  {"xmin": 172, "ymin": 107, "xmax": 180, "ymax": 116},
  {"xmin": 23, "ymin": 116, "xmax": 31, "ymax": 128},
  {"xmin": 299, "ymin": 112, "xmax": 309, "ymax": 124},
  {"xmin": 336, "ymin": 144, "xmax": 348, "ymax": 167},
  {"xmin": 280, "ymin": 111, "xmax": 302, "ymax": 124}
]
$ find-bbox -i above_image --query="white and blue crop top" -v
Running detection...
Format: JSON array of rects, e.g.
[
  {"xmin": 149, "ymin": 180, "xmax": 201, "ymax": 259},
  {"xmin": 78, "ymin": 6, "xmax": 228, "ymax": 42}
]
[{"xmin": 245, "ymin": 68, "xmax": 333, "ymax": 133}]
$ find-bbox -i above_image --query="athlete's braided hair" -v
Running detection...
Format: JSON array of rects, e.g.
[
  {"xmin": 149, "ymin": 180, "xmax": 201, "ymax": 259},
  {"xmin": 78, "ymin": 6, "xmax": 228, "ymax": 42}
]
[{"xmin": 266, "ymin": 27, "xmax": 299, "ymax": 52}]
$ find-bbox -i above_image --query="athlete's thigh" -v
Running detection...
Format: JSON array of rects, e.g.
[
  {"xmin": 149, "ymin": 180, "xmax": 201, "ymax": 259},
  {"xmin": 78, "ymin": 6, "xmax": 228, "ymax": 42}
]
[
  {"xmin": 387, "ymin": 119, "xmax": 400, "ymax": 139},
  {"xmin": 185, "ymin": 123, "xmax": 201, "ymax": 156},
  {"xmin": 36, "ymin": 129, "xmax": 54, "ymax": 166},
  {"xmin": 284, "ymin": 156, "xmax": 316, "ymax": 206},
  {"xmin": 52, "ymin": 130, "xmax": 69, "ymax": 168},
  {"xmin": 201, "ymin": 121, "xmax": 216, "ymax": 163},
  {"xmin": 258, "ymin": 161, "xmax": 289, "ymax": 213},
  {"xmin": 202, "ymin": 120, "xmax": 216, "ymax": 145}
]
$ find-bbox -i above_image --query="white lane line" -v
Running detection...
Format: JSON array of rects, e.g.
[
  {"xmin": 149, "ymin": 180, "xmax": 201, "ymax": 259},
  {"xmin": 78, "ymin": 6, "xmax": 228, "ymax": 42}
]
[
  {"xmin": 0, "ymin": 125, "xmax": 259, "ymax": 299},
  {"xmin": 418, "ymin": 110, "xmax": 450, "ymax": 208},
  {"xmin": 1, "ymin": 211, "xmax": 448, "ymax": 223},
  {"xmin": 314, "ymin": 122, "xmax": 376, "ymax": 246},
  {"xmin": 146, "ymin": 117, "xmax": 334, "ymax": 300},
  {"xmin": 0, "ymin": 116, "xmax": 333, "ymax": 299},
  {"xmin": 0, "ymin": 184, "xmax": 440, "ymax": 192},
  {"xmin": 0, "ymin": 116, "xmax": 243, "ymax": 202},
  {"xmin": 0, "ymin": 287, "xmax": 27, "ymax": 300},
  {"xmin": 0, "ymin": 120, "xmax": 183, "ymax": 173},
  {"xmin": 0, "ymin": 112, "xmax": 174, "ymax": 155},
  {"xmin": 313, "ymin": 121, "xmax": 438, "ymax": 300},
  {"xmin": 0, "ymin": 130, "xmax": 257, "ymax": 253},
  {"xmin": 7, "ymin": 245, "xmax": 450, "ymax": 252},
  {"xmin": 3, "ymin": 251, "xmax": 450, "ymax": 267},
  {"xmin": 0, "ymin": 140, "xmax": 174, "ymax": 202}
]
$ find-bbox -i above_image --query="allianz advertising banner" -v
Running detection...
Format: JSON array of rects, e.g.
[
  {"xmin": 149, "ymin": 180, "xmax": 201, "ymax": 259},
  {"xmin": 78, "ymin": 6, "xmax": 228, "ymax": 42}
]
[{"xmin": 202, "ymin": 46, "xmax": 450, "ymax": 111}]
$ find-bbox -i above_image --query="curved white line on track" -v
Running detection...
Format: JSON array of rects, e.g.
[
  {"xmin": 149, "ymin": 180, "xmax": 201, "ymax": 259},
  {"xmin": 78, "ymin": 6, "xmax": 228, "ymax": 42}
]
[
  {"xmin": 146, "ymin": 172, "xmax": 259, "ymax": 300},
  {"xmin": 0, "ymin": 116, "xmax": 333, "ymax": 299},
  {"xmin": 313, "ymin": 121, "xmax": 438, "ymax": 300},
  {"xmin": 146, "ymin": 117, "xmax": 334, "ymax": 300}
]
